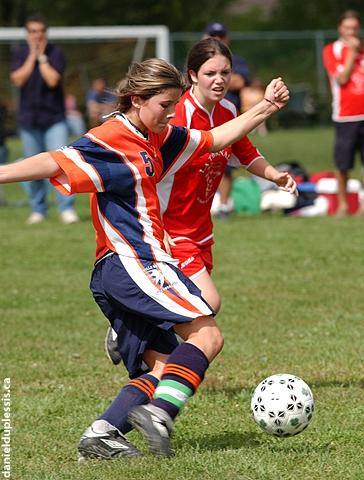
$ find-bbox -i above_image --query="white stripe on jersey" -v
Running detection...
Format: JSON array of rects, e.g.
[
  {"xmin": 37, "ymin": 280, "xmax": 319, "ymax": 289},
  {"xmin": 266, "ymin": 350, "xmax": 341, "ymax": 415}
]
[
  {"xmin": 220, "ymin": 98, "xmax": 238, "ymax": 116},
  {"xmin": 96, "ymin": 196, "xmax": 174, "ymax": 263},
  {"xmin": 229, "ymin": 153, "xmax": 264, "ymax": 168},
  {"xmin": 119, "ymin": 255, "xmax": 213, "ymax": 318},
  {"xmin": 59, "ymin": 146, "xmax": 104, "ymax": 192},
  {"xmin": 157, "ymin": 261, "xmax": 212, "ymax": 314},
  {"xmin": 157, "ymin": 174, "xmax": 175, "ymax": 215},
  {"xmin": 172, "ymin": 233, "xmax": 214, "ymax": 244},
  {"xmin": 331, "ymin": 79, "xmax": 341, "ymax": 121},
  {"xmin": 163, "ymin": 129, "xmax": 203, "ymax": 177},
  {"xmin": 184, "ymin": 98, "xmax": 196, "ymax": 128},
  {"xmin": 87, "ymin": 132, "xmax": 167, "ymax": 261}
]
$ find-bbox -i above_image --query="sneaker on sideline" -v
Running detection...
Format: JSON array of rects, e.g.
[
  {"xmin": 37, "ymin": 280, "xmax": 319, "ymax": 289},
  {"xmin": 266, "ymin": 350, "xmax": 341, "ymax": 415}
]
[
  {"xmin": 128, "ymin": 404, "xmax": 173, "ymax": 457},
  {"xmin": 60, "ymin": 208, "xmax": 79, "ymax": 224},
  {"xmin": 26, "ymin": 212, "xmax": 46, "ymax": 225},
  {"xmin": 78, "ymin": 419, "xmax": 141, "ymax": 460}
]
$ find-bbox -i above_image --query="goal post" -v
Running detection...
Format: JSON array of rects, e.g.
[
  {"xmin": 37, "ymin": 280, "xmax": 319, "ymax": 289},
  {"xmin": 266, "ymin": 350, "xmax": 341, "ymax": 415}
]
[
  {"xmin": 0, "ymin": 25, "xmax": 171, "ymax": 128},
  {"xmin": 0, "ymin": 25, "xmax": 170, "ymax": 61}
]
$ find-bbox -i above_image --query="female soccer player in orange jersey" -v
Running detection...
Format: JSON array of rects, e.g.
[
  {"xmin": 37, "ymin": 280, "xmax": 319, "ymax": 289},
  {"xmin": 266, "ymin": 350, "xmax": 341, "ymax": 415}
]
[{"xmin": 0, "ymin": 57, "xmax": 291, "ymax": 458}]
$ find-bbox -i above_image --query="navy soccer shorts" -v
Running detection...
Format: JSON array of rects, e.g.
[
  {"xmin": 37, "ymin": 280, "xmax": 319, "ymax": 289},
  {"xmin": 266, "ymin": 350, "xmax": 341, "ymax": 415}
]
[{"xmin": 90, "ymin": 252, "xmax": 214, "ymax": 378}]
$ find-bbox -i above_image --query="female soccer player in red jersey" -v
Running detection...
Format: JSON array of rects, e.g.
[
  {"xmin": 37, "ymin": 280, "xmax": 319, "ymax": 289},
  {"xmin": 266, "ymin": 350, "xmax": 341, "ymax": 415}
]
[
  {"xmin": 0, "ymin": 58, "xmax": 291, "ymax": 458},
  {"xmin": 160, "ymin": 38, "xmax": 297, "ymax": 312}
]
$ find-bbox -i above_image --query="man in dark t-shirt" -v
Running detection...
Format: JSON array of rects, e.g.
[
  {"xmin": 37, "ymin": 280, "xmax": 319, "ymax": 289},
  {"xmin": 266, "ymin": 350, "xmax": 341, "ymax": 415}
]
[{"xmin": 10, "ymin": 14, "xmax": 78, "ymax": 224}]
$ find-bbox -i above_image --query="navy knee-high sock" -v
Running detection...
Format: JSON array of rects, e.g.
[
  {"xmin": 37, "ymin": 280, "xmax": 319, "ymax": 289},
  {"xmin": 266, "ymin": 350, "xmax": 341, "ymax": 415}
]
[
  {"xmin": 151, "ymin": 343, "xmax": 209, "ymax": 419},
  {"xmin": 99, "ymin": 373, "xmax": 159, "ymax": 434}
]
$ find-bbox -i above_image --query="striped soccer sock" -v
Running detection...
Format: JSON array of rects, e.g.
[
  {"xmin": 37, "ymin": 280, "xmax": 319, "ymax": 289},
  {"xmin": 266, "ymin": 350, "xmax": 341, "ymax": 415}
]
[
  {"xmin": 151, "ymin": 343, "xmax": 209, "ymax": 419},
  {"xmin": 99, "ymin": 373, "xmax": 159, "ymax": 434}
]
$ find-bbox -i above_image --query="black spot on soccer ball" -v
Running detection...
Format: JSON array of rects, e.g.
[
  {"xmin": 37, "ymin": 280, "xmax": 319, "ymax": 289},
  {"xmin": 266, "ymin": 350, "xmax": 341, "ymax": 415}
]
[
  {"xmin": 290, "ymin": 418, "xmax": 300, "ymax": 426},
  {"xmin": 287, "ymin": 383, "xmax": 294, "ymax": 390},
  {"xmin": 278, "ymin": 411, "xmax": 286, "ymax": 418},
  {"xmin": 279, "ymin": 379, "xmax": 285, "ymax": 384},
  {"xmin": 274, "ymin": 419, "xmax": 282, "ymax": 426},
  {"xmin": 296, "ymin": 402, "xmax": 303, "ymax": 410},
  {"xmin": 290, "ymin": 394, "xmax": 297, "ymax": 401},
  {"xmin": 287, "ymin": 403, "xmax": 294, "ymax": 411},
  {"xmin": 268, "ymin": 411, "xmax": 275, "ymax": 418}
]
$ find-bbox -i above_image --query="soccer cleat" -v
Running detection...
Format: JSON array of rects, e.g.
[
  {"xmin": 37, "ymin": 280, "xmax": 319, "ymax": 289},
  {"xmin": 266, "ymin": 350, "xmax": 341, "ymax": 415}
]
[
  {"xmin": 128, "ymin": 404, "xmax": 173, "ymax": 457},
  {"xmin": 104, "ymin": 326, "xmax": 122, "ymax": 365},
  {"xmin": 78, "ymin": 419, "xmax": 141, "ymax": 460}
]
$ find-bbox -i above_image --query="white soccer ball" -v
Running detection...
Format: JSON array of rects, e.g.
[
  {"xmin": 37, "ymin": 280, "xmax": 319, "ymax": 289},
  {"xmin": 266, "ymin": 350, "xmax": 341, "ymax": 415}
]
[{"xmin": 251, "ymin": 373, "xmax": 314, "ymax": 437}]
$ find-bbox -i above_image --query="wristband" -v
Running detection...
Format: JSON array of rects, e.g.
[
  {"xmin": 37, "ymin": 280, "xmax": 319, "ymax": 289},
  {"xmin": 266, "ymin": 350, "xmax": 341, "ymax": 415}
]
[
  {"xmin": 264, "ymin": 97, "xmax": 280, "ymax": 110},
  {"xmin": 38, "ymin": 54, "xmax": 48, "ymax": 64}
]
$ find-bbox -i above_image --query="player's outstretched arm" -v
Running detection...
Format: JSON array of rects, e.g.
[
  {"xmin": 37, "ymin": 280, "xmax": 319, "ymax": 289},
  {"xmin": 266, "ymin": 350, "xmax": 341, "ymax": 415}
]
[
  {"xmin": 210, "ymin": 77, "xmax": 289, "ymax": 152},
  {"xmin": 0, "ymin": 153, "xmax": 61, "ymax": 184}
]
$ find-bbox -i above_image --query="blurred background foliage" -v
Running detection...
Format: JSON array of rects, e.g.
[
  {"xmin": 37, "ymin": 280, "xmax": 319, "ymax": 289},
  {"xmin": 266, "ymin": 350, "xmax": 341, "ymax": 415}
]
[
  {"xmin": 1, "ymin": 0, "xmax": 364, "ymax": 129},
  {"xmin": 1, "ymin": 0, "xmax": 364, "ymax": 31}
]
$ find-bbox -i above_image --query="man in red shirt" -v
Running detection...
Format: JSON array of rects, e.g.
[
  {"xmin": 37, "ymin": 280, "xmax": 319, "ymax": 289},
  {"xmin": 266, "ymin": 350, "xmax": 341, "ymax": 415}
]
[{"xmin": 322, "ymin": 10, "xmax": 364, "ymax": 216}]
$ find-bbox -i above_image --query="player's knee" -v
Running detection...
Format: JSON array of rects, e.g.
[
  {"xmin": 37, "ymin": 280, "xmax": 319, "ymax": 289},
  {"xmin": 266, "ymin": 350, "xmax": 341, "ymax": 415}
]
[
  {"xmin": 202, "ymin": 326, "xmax": 224, "ymax": 358},
  {"xmin": 211, "ymin": 327, "xmax": 224, "ymax": 355}
]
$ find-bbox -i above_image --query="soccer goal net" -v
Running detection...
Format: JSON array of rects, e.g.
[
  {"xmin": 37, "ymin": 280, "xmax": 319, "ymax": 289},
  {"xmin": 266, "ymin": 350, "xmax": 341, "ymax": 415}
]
[{"xmin": 0, "ymin": 25, "xmax": 170, "ymax": 129}]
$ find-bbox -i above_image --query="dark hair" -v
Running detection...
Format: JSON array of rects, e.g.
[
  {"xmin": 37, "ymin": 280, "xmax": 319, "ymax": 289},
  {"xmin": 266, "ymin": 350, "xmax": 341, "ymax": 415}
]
[
  {"xmin": 116, "ymin": 58, "xmax": 186, "ymax": 113},
  {"xmin": 25, "ymin": 14, "xmax": 48, "ymax": 29},
  {"xmin": 338, "ymin": 9, "xmax": 361, "ymax": 25},
  {"xmin": 186, "ymin": 38, "xmax": 232, "ymax": 84}
]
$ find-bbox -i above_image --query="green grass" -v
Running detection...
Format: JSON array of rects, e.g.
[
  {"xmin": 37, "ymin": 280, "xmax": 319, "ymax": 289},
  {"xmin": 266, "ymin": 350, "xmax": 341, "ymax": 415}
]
[{"xmin": 1, "ymin": 128, "xmax": 364, "ymax": 479}]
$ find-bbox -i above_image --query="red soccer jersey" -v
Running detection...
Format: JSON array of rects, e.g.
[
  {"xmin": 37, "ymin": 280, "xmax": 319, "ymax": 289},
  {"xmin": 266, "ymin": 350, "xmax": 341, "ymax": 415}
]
[
  {"xmin": 158, "ymin": 88, "xmax": 263, "ymax": 244},
  {"xmin": 323, "ymin": 40, "xmax": 364, "ymax": 121},
  {"xmin": 50, "ymin": 114, "xmax": 213, "ymax": 262}
]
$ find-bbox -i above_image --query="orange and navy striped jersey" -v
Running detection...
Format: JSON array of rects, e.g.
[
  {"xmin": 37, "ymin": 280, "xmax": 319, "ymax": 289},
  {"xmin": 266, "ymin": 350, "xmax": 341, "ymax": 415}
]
[
  {"xmin": 50, "ymin": 114, "xmax": 213, "ymax": 261},
  {"xmin": 158, "ymin": 88, "xmax": 264, "ymax": 244}
]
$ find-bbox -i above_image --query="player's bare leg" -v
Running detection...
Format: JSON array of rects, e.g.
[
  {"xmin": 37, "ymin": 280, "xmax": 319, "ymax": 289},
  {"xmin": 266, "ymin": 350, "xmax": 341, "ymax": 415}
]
[{"xmin": 335, "ymin": 169, "xmax": 349, "ymax": 216}]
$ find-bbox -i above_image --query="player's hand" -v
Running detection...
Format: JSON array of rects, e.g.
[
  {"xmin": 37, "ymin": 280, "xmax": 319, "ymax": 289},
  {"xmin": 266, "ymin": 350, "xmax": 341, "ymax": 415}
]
[
  {"xmin": 264, "ymin": 77, "xmax": 290, "ymax": 110},
  {"xmin": 163, "ymin": 231, "xmax": 176, "ymax": 255},
  {"xmin": 272, "ymin": 171, "xmax": 298, "ymax": 196}
]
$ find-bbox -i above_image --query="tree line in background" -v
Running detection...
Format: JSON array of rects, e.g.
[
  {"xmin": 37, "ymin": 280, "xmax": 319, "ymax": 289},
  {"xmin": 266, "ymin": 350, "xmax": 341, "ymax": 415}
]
[{"xmin": 1, "ymin": 0, "xmax": 364, "ymax": 31}]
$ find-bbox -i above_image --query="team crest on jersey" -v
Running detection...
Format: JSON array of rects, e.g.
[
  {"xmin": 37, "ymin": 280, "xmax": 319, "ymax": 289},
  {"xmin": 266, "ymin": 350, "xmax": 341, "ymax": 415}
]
[
  {"xmin": 197, "ymin": 156, "xmax": 225, "ymax": 204},
  {"xmin": 145, "ymin": 264, "xmax": 177, "ymax": 294},
  {"xmin": 148, "ymin": 266, "xmax": 165, "ymax": 287}
]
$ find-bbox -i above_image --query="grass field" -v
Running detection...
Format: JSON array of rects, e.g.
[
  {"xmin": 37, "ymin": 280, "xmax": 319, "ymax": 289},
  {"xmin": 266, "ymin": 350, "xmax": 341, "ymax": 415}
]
[{"xmin": 1, "ymin": 128, "xmax": 364, "ymax": 479}]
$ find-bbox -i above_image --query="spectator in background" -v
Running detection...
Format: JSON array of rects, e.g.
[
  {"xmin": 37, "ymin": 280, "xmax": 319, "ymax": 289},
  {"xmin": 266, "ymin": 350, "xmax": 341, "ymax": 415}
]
[
  {"xmin": 322, "ymin": 10, "xmax": 364, "ymax": 217},
  {"xmin": 0, "ymin": 98, "xmax": 9, "ymax": 206},
  {"xmin": 65, "ymin": 93, "xmax": 86, "ymax": 137},
  {"xmin": 86, "ymin": 78, "xmax": 116, "ymax": 128},
  {"xmin": 241, "ymin": 77, "xmax": 268, "ymax": 136},
  {"xmin": 203, "ymin": 22, "xmax": 251, "ymax": 217},
  {"xmin": 10, "ymin": 13, "xmax": 79, "ymax": 225}
]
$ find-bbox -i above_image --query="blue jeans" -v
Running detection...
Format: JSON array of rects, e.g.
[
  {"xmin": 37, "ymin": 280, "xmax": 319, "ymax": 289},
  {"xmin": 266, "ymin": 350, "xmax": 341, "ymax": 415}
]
[{"xmin": 19, "ymin": 121, "xmax": 75, "ymax": 215}]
